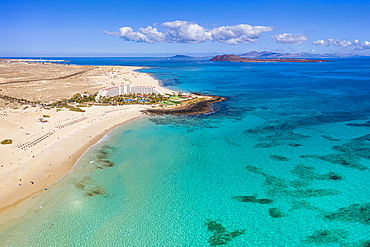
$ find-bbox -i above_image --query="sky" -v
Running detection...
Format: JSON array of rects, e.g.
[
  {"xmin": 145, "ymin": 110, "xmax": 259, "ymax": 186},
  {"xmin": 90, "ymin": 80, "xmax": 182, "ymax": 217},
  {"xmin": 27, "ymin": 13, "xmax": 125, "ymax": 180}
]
[{"xmin": 1, "ymin": 0, "xmax": 370, "ymax": 57}]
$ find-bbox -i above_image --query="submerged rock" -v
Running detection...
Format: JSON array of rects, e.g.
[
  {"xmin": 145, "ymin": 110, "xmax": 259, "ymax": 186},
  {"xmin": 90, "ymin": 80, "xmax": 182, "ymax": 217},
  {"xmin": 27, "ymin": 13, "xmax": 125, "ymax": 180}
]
[
  {"xmin": 323, "ymin": 202, "xmax": 370, "ymax": 225},
  {"xmin": 233, "ymin": 195, "xmax": 273, "ymax": 204},
  {"xmin": 322, "ymin": 135, "xmax": 340, "ymax": 141},
  {"xmin": 254, "ymin": 142, "xmax": 279, "ymax": 148},
  {"xmin": 245, "ymin": 165, "xmax": 263, "ymax": 174},
  {"xmin": 292, "ymin": 188, "xmax": 341, "ymax": 198},
  {"xmin": 269, "ymin": 155, "xmax": 289, "ymax": 161},
  {"xmin": 291, "ymin": 164, "xmax": 344, "ymax": 181},
  {"xmin": 300, "ymin": 154, "xmax": 366, "ymax": 170},
  {"xmin": 93, "ymin": 145, "xmax": 116, "ymax": 169},
  {"xmin": 205, "ymin": 219, "xmax": 246, "ymax": 246},
  {"xmin": 290, "ymin": 200, "xmax": 318, "ymax": 211},
  {"xmin": 304, "ymin": 229, "xmax": 349, "ymax": 244},
  {"xmin": 287, "ymin": 143, "xmax": 302, "ymax": 147},
  {"xmin": 346, "ymin": 120, "xmax": 370, "ymax": 127},
  {"xmin": 74, "ymin": 176, "xmax": 107, "ymax": 198},
  {"xmin": 268, "ymin": 207, "xmax": 286, "ymax": 218}
]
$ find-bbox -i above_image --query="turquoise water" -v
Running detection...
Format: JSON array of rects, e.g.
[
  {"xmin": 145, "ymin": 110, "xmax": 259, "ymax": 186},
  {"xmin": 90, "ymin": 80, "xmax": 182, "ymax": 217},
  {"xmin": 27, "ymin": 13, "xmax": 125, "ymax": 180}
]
[{"xmin": 1, "ymin": 58, "xmax": 370, "ymax": 246}]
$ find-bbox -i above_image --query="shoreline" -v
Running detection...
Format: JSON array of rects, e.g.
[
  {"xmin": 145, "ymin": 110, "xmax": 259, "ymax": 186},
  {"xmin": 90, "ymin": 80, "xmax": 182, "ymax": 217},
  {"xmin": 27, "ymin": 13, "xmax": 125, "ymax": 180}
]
[
  {"xmin": 0, "ymin": 60, "xmax": 224, "ymax": 217},
  {"xmin": 0, "ymin": 62, "xmax": 164, "ymax": 215},
  {"xmin": 0, "ymin": 112, "xmax": 145, "ymax": 217},
  {"xmin": 0, "ymin": 105, "xmax": 148, "ymax": 215}
]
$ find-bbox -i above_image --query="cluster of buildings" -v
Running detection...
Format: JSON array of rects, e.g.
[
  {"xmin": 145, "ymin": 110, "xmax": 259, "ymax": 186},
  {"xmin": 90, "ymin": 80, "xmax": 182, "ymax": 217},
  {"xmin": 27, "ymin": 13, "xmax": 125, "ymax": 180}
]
[{"xmin": 95, "ymin": 84, "xmax": 163, "ymax": 101}]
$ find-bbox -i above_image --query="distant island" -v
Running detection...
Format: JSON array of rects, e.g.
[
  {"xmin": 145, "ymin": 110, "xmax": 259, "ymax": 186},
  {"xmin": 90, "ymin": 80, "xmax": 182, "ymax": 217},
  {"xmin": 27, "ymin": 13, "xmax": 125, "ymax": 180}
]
[
  {"xmin": 210, "ymin": 54, "xmax": 329, "ymax": 63},
  {"xmin": 239, "ymin": 50, "xmax": 357, "ymax": 58},
  {"xmin": 169, "ymin": 55, "xmax": 193, "ymax": 58}
]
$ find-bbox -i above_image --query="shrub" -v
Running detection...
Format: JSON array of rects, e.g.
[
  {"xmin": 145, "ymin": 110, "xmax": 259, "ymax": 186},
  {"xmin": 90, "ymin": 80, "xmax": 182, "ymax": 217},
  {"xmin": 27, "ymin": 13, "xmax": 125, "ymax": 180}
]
[{"xmin": 1, "ymin": 139, "xmax": 13, "ymax": 145}]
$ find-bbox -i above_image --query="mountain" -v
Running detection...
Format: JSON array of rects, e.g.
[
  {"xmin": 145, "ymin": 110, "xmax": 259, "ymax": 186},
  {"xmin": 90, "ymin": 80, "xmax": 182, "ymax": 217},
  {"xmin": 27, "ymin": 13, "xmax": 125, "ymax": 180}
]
[
  {"xmin": 240, "ymin": 51, "xmax": 356, "ymax": 58},
  {"xmin": 210, "ymin": 55, "xmax": 329, "ymax": 63}
]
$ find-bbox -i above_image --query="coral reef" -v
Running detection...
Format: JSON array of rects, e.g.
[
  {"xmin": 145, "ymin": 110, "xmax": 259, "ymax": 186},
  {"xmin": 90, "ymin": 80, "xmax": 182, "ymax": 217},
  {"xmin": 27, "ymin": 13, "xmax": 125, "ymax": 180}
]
[
  {"xmin": 323, "ymin": 202, "xmax": 370, "ymax": 225},
  {"xmin": 346, "ymin": 121, "xmax": 370, "ymax": 127},
  {"xmin": 303, "ymin": 229, "xmax": 349, "ymax": 244},
  {"xmin": 300, "ymin": 154, "xmax": 366, "ymax": 170},
  {"xmin": 93, "ymin": 145, "xmax": 116, "ymax": 169},
  {"xmin": 74, "ymin": 176, "xmax": 107, "ymax": 197},
  {"xmin": 205, "ymin": 220, "xmax": 246, "ymax": 246},
  {"xmin": 291, "ymin": 164, "xmax": 344, "ymax": 181},
  {"xmin": 268, "ymin": 207, "xmax": 286, "ymax": 218},
  {"xmin": 233, "ymin": 195, "xmax": 273, "ymax": 204},
  {"xmin": 269, "ymin": 155, "xmax": 289, "ymax": 161}
]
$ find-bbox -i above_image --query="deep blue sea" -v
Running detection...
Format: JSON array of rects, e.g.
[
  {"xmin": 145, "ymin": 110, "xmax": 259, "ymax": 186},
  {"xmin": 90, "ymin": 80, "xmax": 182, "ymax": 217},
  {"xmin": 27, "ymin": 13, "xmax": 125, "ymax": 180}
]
[{"xmin": 1, "ymin": 57, "xmax": 370, "ymax": 246}]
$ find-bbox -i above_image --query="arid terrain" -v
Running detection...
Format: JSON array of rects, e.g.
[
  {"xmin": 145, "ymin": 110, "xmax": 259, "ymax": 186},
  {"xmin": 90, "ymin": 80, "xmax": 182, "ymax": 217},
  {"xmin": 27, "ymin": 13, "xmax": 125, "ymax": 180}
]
[{"xmin": 0, "ymin": 60, "xmax": 162, "ymax": 108}]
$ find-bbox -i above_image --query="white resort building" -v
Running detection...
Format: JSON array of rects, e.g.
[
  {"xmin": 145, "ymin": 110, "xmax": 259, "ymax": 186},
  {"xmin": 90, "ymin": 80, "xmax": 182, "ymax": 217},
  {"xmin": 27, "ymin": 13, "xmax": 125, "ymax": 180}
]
[{"xmin": 95, "ymin": 84, "xmax": 163, "ymax": 101}]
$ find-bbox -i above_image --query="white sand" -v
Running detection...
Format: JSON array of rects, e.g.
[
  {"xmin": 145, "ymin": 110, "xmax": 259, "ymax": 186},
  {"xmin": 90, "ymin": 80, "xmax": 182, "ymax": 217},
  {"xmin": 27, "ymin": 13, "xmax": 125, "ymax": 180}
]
[{"xmin": 0, "ymin": 65, "xmax": 175, "ymax": 214}]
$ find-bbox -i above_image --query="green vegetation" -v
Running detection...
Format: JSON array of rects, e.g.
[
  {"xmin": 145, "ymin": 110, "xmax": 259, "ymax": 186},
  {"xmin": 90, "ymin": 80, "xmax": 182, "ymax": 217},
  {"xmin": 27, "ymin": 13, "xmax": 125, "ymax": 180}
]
[
  {"xmin": 42, "ymin": 115, "xmax": 50, "ymax": 118},
  {"xmin": 1, "ymin": 139, "xmax": 13, "ymax": 145},
  {"xmin": 69, "ymin": 107, "xmax": 84, "ymax": 112},
  {"xmin": 0, "ymin": 94, "xmax": 41, "ymax": 105}
]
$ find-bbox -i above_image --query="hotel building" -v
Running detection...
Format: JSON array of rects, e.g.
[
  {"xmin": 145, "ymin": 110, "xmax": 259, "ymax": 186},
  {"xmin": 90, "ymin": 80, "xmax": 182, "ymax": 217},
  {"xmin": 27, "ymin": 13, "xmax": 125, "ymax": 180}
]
[{"xmin": 95, "ymin": 84, "xmax": 163, "ymax": 101}]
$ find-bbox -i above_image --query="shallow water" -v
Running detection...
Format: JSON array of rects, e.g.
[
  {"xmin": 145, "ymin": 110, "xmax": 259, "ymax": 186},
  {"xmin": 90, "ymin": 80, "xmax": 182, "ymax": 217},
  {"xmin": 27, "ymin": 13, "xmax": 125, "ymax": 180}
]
[{"xmin": 1, "ymin": 57, "xmax": 370, "ymax": 246}]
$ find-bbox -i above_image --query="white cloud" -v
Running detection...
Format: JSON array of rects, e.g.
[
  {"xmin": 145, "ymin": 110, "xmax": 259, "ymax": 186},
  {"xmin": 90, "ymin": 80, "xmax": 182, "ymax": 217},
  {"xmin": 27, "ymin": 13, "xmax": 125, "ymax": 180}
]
[
  {"xmin": 312, "ymin": 39, "xmax": 353, "ymax": 47},
  {"xmin": 211, "ymin": 24, "xmax": 274, "ymax": 44},
  {"xmin": 355, "ymin": 41, "xmax": 370, "ymax": 50},
  {"xmin": 138, "ymin": 26, "xmax": 165, "ymax": 43},
  {"xmin": 104, "ymin": 21, "xmax": 274, "ymax": 44},
  {"xmin": 161, "ymin": 20, "xmax": 211, "ymax": 43},
  {"xmin": 312, "ymin": 39, "xmax": 329, "ymax": 46},
  {"xmin": 271, "ymin": 33, "xmax": 308, "ymax": 44},
  {"xmin": 312, "ymin": 38, "xmax": 370, "ymax": 50},
  {"xmin": 103, "ymin": 27, "xmax": 152, "ymax": 43}
]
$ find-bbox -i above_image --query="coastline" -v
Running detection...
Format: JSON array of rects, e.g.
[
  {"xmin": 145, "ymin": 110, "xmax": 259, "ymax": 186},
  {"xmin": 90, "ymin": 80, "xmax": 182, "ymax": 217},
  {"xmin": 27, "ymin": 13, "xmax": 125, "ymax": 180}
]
[
  {"xmin": 0, "ymin": 63, "xmax": 165, "ymax": 215},
  {"xmin": 0, "ymin": 60, "xmax": 224, "ymax": 217},
  {"xmin": 0, "ymin": 104, "xmax": 149, "ymax": 215},
  {"xmin": 0, "ymin": 109, "xmax": 145, "ymax": 216}
]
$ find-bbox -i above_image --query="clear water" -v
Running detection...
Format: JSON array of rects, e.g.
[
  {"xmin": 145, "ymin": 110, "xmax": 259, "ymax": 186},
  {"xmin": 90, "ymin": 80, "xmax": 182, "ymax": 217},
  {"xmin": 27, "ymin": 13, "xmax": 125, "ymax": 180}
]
[{"xmin": 1, "ymin": 57, "xmax": 370, "ymax": 246}]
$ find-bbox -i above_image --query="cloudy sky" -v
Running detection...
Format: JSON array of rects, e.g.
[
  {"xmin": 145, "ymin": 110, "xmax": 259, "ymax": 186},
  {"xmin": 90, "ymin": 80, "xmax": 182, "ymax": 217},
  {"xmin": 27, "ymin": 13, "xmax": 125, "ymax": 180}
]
[{"xmin": 1, "ymin": 0, "xmax": 370, "ymax": 56}]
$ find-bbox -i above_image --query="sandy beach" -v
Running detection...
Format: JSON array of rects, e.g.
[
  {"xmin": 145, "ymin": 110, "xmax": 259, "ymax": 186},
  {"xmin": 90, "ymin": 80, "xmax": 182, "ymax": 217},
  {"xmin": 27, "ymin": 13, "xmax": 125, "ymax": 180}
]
[{"xmin": 0, "ymin": 62, "xmax": 174, "ymax": 214}]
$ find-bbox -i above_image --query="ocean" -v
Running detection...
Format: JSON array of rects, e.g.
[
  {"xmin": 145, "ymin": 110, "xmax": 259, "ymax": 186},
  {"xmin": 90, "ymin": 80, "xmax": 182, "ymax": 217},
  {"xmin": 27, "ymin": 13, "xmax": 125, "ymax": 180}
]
[{"xmin": 1, "ymin": 57, "xmax": 370, "ymax": 246}]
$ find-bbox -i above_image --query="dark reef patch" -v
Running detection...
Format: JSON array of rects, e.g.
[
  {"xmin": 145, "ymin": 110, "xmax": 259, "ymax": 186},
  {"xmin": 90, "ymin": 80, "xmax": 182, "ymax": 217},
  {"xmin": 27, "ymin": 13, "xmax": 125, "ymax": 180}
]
[
  {"xmin": 269, "ymin": 155, "xmax": 289, "ymax": 161},
  {"xmin": 300, "ymin": 154, "xmax": 366, "ymax": 170},
  {"xmin": 268, "ymin": 207, "xmax": 287, "ymax": 218},
  {"xmin": 262, "ymin": 173, "xmax": 290, "ymax": 197},
  {"xmin": 254, "ymin": 142, "xmax": 280, "ymax": 148},
  {"xmin": 246, "ymin": 166, "xmax": 342, "ymax": 199},
  {"xmin": 333, "ymin": 134, "xmax": 370, "ymax": 160},
  {"xmin": 291, "ymin": 188, "xmax": 341, "ymax": 198},
  {"xmin": 300, "ymin": 134, "xmax": 370, "ymax": 171},
  {"xmin": 243, "ymin": 122, "xmax": 309, "ymax": 147},
  {"xmin": 74, "ymin": 176, "xmax": 107, "ymax": 198},
  {"xmin": 323, "ymin": 202, "xmax": 370, "ymax": 225},
  {"xmin": 303, "ymin": 229, "xmax": 349, "ymax": 244},
  {"xmin": 291, "ymin": 164, "xmax": 344, "ymax": 181},
  {"xmin": 233, "ymin": 195, "xmax": 273, "ymax": 204},
  {"xmin": 288, "ymin": 143, "xmax": 302, "ymax": 147},
  {"xmin": 344, "ymin": 239, "xmax": 370, "ymax": 247},
  {"xmin": 245, "ymin": 165, "xmax": 263, "ymax": 174},
  {"xmin": 322, "ymin": 135, "xmax": 340, "ymax": 141},
  {"xmin": 93, "ymin": 145, "xmax": 116, "ymax": 169},
  {"xmin": 346, "ymin": 121, "xmax": 370, "ymax": 127},
  {"xmin": 223, "ymin": 137, "xmax": 240, "ymax": 147},
  {"xmin": 205, "ymin": 219, "xmax": 246, "ymax": 246},
  {"xmin": 290, "ymin": 200, "xmax": 319, "ymax": 211}
]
